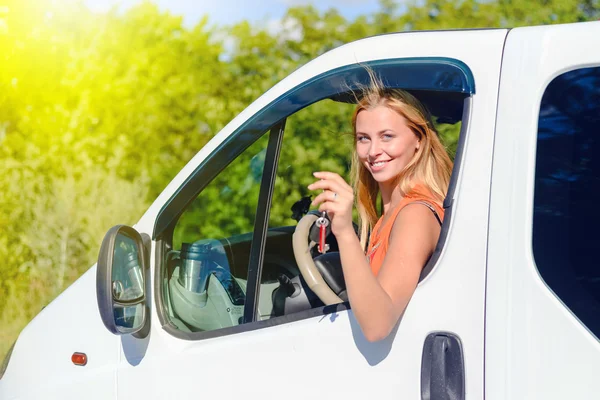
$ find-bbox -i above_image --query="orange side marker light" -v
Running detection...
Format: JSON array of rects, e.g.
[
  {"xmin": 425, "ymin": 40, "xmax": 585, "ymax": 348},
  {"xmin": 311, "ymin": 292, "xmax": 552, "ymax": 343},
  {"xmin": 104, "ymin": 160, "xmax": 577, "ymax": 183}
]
[{"xmin": 72, "ymin": 352, "xmax": 87, "ymax": 366}]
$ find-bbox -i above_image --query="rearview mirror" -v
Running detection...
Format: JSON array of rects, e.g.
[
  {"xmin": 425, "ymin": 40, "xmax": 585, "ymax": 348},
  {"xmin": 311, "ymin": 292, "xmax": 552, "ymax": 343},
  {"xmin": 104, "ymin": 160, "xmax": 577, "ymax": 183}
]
[{"xmin": 96, "ymin": 225, "xmax": 149, "ymax": 337}]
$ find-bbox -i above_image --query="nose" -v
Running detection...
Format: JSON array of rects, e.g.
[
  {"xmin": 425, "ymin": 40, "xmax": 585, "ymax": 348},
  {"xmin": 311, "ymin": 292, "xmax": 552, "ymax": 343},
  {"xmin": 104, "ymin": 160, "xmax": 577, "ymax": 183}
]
[{"xmin": 368, "ymin": 138, "xmax": 382, "ymax": 159}]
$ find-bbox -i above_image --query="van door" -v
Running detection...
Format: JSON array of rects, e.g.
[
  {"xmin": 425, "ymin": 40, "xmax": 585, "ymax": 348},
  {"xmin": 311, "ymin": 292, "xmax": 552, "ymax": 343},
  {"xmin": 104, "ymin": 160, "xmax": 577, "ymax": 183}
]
[
  {"xmin": 116, "ymin": 29, "xmax": 507, "ymax": 399},
  {"xmin": 488, "ymin": 22, "xmax": 600, "ymax": 399}
]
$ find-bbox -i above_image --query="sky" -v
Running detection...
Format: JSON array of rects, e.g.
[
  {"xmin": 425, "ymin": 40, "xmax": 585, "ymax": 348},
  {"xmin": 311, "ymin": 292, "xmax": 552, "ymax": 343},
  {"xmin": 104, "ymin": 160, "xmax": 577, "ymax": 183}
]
[{"xmin": 84, "ymin": 0, "xmax": 383, "ymax": 28}]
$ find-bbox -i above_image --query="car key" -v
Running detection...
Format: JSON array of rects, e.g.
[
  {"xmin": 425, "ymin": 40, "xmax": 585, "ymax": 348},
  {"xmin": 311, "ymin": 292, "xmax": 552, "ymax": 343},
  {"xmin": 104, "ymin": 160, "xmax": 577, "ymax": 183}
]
[{"xmin": 315, "ymin": 211, "xmax": 330, "ymax": 254}]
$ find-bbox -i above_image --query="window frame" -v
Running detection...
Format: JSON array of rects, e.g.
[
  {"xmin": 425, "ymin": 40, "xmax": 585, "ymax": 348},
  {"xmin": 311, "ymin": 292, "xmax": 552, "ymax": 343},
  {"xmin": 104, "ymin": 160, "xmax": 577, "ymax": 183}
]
[
  {"xmin": 153, "ymin": 57, "xmax": 476, "ymax": 341},
  {"xmin": 242, "ymin": 120, "xmax": 285, "ymax": 323}
]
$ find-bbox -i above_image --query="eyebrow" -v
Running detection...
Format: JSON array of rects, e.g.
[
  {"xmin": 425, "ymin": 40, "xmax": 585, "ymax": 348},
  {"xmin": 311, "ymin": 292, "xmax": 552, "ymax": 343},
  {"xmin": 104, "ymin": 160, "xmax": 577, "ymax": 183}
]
[{"xmin": 355, "ymin": 129, "xmax": 395, "ymax": 136}]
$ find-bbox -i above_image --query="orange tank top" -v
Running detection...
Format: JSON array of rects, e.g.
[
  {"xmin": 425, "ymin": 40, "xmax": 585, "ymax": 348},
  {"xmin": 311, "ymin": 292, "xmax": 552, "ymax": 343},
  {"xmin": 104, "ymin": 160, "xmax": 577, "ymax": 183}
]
[{"xmin": 366, "ymin": 185, "xmax": 444, "ymax": 276}]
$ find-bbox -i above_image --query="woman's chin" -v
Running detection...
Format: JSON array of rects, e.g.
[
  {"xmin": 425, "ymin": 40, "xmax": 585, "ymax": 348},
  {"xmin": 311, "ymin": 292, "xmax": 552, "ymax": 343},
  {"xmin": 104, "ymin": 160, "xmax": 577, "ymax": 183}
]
[{"xmin": 371, "ymin": 172, "xmax": 396, "ymax": 185}]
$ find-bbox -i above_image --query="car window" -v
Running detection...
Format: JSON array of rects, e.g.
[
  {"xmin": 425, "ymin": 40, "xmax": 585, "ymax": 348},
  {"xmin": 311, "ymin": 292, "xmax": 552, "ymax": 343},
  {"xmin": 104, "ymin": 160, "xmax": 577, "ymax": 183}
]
[
  {"xmin": 533, "ymin": 66, "xmax": 600, "ymax": 339},
  {"xmin": 162, "ymin": 134, "xmax": 269, "ymax": 333},
  {"xmin": 260, "ymin": 96, "xmax": 461, "ymax": 320}
]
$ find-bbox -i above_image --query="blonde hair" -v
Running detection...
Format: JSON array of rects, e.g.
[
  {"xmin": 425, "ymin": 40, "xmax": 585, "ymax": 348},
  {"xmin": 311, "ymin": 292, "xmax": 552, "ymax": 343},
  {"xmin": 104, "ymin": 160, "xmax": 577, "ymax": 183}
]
[{"xmin": 350, "ymin": 71, "xmax": 454, "ymax": 250}]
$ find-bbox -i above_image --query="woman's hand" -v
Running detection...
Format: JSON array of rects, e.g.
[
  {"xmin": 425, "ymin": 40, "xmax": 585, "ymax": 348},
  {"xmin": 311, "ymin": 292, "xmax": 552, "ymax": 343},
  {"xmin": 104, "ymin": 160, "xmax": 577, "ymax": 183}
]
[{"xmin": 308, "ymin": 171, "xmax": 355, "ymax": 238}]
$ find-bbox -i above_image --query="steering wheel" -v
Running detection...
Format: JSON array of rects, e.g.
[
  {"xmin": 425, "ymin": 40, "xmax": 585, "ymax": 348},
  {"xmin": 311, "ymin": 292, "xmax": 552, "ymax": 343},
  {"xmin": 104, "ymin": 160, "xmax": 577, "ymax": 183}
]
[{"xmin": 292, "ymin": 213, "xmax": 343, "ymax": 305}]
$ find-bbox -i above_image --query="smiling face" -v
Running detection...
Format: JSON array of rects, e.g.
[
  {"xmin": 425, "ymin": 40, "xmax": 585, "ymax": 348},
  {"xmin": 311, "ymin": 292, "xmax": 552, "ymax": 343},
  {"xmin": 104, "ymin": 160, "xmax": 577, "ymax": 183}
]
[{"xmin": 355, "ymin": 105, "xmax": 420, "ymax": 190}]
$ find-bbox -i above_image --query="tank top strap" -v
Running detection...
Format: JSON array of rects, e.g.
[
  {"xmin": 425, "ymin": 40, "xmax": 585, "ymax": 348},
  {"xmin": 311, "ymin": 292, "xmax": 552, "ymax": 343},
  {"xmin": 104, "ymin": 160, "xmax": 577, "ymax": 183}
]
[{"xmin": 405, "ymin": 200, "xmax": 443, "ymax": 226}]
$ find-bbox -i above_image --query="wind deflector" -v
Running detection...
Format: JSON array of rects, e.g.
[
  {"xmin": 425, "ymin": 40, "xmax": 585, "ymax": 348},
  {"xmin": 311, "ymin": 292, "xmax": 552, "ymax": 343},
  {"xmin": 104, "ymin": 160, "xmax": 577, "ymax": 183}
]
[
  {"xmin": 329, "ymin": 58, "xmax": 474, "ymax": 97},
  {"xmin": 154, "ymin": 57, "xmax": 475, "ymax": 239}
]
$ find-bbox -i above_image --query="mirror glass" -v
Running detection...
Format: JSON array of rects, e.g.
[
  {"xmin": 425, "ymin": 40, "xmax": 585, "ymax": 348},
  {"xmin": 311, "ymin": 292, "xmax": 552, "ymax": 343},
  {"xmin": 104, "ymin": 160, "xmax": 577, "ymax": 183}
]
[
  {"xmin": 114, "ymin": 303, "xmax": 145, "ymax": 334},
  {"xmin": 111, "ymin": 231, "xmax": 145, "ymax": 332}
]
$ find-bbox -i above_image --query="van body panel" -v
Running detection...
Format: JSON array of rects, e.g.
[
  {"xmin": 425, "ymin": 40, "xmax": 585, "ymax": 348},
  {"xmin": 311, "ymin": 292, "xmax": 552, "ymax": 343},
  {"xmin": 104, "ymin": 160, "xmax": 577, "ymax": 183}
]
[
  {"xmin": 0, "ymin": 267, "xmax": 118, "ymax": 399},
  {"xmin": 487, "ymin": 21, "xmax": 600, "ymax": 400}
]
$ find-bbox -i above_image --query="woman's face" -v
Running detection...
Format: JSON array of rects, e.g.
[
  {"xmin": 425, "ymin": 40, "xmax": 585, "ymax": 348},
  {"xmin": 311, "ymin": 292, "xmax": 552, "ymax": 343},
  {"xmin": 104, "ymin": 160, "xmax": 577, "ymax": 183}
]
[{"xmin": 355, "ymin": 105, "xmax": 420, "ymax": 187}]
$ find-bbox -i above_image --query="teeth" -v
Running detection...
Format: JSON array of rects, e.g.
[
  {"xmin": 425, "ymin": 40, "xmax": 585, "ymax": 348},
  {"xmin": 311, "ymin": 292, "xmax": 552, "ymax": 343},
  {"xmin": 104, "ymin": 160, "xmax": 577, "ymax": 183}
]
[{"xmin": 372, "ymin": 161, "xmax": 387, "ymax": 167}]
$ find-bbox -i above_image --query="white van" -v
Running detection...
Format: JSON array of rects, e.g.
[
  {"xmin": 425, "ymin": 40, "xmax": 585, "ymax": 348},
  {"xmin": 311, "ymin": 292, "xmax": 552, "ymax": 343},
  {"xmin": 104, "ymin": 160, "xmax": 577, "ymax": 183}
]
[{"xmin": 1, "ymin": 21, "xmax": 599, "ymax": 400}]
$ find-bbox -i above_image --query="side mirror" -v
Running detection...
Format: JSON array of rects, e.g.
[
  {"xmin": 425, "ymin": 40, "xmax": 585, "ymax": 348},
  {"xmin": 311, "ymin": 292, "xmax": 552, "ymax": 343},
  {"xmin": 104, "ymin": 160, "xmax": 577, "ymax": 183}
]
[{"xmin": 96, "ymin": 225, "xmax": 149, "ymax": 336}]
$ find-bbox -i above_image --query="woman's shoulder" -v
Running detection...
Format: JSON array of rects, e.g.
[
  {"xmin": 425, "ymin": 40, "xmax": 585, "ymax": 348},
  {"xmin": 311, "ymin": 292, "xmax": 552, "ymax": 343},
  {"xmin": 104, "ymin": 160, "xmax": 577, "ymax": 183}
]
[
  {"xmin": 377, "ymin": 183, "xmax": 444, "ymax": 236},
  {"xmin": 397, "ymin": 183, "xmax": 444, "ymax": 223},
  {"xmin": 405, "ymin": 183, "xmax": 437, "ymax": 199}
]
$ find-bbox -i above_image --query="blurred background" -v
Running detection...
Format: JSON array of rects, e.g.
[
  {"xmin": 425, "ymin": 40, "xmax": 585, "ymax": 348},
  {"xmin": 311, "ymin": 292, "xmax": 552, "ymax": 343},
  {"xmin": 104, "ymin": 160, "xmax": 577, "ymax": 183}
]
[{"xmin": 1, "ymin": 0, "xmax": 598, "ymax": 360}]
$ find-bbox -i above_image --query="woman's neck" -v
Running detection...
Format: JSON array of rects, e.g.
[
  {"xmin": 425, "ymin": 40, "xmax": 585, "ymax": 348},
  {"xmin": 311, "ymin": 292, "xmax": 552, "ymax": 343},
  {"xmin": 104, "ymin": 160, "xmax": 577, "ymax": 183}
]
[{"xmin": 380, "ymin": 183, "xmax": 404, "ymax": 214}]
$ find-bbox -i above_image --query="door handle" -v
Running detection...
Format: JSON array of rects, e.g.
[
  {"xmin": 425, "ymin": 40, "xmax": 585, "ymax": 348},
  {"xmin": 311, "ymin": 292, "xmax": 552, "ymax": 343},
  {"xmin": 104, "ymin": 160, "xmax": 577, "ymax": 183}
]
[{"xmin": 421, "ymin": 332, "xmax": 465, "ymax": 400}]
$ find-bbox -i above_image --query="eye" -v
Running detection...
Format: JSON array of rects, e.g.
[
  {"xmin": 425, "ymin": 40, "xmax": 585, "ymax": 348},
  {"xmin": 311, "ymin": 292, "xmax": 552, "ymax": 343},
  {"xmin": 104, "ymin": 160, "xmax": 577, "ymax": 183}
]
[
  {"xmin": 356, "ymin": 135, "xmax": 369, "ymax": 143},
  {"xmin": 382, "ymin": 133, "xmax": 394, "ymax": 141}
]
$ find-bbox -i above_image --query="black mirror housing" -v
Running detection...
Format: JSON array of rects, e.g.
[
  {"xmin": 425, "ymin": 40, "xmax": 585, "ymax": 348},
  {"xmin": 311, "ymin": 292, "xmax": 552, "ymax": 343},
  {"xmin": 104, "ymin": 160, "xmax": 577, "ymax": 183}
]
[{"xmin": 96, "ymin": 225, "xmax": 149, "ymax": 337}]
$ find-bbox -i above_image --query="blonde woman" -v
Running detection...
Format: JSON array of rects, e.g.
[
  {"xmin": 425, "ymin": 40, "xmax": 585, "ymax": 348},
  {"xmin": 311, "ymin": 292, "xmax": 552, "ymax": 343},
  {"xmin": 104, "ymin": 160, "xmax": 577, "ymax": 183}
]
[{"xmin": 308, "ymin": 75, "xmax": 453, "ymax": 342}]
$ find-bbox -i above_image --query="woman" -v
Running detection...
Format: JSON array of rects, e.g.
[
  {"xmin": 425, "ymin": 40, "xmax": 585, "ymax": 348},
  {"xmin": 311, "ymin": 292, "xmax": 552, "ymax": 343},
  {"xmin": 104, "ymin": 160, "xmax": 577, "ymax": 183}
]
[{"xmin": 308, "ymin": 75, "xmax": 453, "ymax": 342}]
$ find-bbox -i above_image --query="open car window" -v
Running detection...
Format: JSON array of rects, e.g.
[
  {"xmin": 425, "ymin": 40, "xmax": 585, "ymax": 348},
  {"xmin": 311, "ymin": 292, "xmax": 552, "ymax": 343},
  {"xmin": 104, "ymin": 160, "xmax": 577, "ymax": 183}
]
[
  {"xmin": 154, "ymin": 58, "xmax": 472, "ymax": 339},
  {"xmin": 262, "ymin": 97, "xmax": 461, "ymax": 320}
]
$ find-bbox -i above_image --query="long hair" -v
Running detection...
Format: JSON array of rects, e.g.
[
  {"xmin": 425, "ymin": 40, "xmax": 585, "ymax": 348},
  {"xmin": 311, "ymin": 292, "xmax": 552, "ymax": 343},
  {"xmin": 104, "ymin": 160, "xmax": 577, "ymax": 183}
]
[{"xmin": 350, "ymin": 71, "xmax": 454, "ymax": 250}]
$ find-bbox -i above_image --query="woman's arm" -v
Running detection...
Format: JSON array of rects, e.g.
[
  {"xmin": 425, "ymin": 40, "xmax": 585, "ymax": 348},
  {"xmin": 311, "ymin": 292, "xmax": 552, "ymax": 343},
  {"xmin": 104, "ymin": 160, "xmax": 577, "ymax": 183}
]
[
  {"xmin": 344, "ymin": 205, "xmax": 440, "ymax": 341},
  {"xmin": 309, "ymin": 172, "xmax": 440, "ymax": 342}
]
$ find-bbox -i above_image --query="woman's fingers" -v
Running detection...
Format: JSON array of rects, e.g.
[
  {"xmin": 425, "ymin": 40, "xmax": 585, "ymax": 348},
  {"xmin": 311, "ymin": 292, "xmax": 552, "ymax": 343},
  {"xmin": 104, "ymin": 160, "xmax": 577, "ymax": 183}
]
[
  {"xmin": 311, "ymin": 190, "xmax": 341, "ymax": 207},
  {"xmin": 307, "ymin": 177, "xmax": 351, "ymax": 196},
  {"xmin": 313, "ymin": 171, "xmax": 353, "ymax": 191},
  {"xmin": 309, "ymin": 184, "xmax": 352, "ymax": 209},
  {"xmin": 308, "ymin": 172, "xmax": 355, "ymax": 236},
  {"xmin": 308, "ymin": 172, "xmax": 354, "ymax": 212}
]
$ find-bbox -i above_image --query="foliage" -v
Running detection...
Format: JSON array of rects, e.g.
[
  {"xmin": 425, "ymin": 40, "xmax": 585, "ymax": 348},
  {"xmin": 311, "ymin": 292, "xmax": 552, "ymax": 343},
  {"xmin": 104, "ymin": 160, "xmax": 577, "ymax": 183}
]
[{"xmin": 1, "ymin": 0, "xmax": 598, "ymax": 360}]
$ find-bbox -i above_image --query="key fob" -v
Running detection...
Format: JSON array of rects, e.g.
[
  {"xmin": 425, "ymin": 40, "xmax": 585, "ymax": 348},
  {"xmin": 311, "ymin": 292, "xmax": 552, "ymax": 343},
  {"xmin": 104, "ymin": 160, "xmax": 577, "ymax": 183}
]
[{"xmin": 309, "ymin": 213, "xmax": 331, "ymax": 243}]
